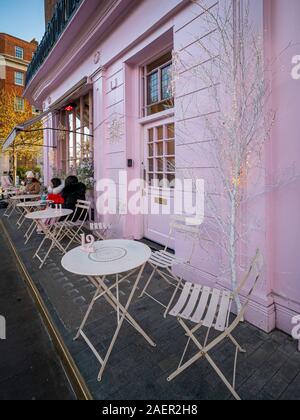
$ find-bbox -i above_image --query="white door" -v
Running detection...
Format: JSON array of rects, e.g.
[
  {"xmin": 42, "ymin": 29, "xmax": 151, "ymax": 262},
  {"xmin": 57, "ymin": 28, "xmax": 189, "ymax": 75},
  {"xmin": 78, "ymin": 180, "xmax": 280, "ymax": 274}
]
[{"xmin": 143, "ymin": 119, "xmax": 175, "ymax": 248}]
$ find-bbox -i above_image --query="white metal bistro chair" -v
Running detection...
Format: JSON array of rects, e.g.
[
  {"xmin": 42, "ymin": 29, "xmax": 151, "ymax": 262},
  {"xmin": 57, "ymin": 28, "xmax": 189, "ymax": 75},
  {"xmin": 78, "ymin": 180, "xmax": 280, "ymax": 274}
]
[
  {"xmin": 166, "ymin": 250, "xmax": 262, "ymax": 401},
  {"xmin": 54, "ymin": 200, "xmax": 91, "ymax": 252},
  {"xmin": 139, "ymin": 215, "xmax": 202, "ymax": 318}
]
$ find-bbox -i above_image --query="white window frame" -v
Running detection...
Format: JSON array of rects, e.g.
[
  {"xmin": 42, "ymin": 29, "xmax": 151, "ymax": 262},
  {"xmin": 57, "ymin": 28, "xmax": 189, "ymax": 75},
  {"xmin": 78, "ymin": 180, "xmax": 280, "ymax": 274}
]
[
  {"xmin": 142, "ymin": 54, "xmax": 173, "ymax": 118},
  {"xmin": 15, "ymin": 46, "xmax": 24, "ymax": 60},
  {"xmin": 15, "ymin": 71, "xmax": 24, "ymax": 86}
]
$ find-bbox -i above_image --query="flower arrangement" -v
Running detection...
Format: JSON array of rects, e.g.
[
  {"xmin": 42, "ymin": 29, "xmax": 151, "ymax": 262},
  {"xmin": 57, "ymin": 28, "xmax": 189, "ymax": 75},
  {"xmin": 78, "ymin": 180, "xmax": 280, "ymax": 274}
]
[{"xmin": 76, "ymin": 158, "xmax": 95, "ymax": 190}]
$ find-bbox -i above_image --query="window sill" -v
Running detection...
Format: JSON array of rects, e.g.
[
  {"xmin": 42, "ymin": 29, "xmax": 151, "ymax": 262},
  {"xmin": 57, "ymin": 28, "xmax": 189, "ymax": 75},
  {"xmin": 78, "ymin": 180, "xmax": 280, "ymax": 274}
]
[{"xmin": 138, "ymin": 109, "xmax": 174, "ymax": 125}]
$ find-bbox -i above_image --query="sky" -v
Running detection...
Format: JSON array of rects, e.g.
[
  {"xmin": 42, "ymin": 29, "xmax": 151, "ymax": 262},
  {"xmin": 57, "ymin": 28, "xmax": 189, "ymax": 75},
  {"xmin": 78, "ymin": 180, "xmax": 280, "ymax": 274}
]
[{"xmin": 0, "ymin": 0, "xmax": 45, "ymax": 42}]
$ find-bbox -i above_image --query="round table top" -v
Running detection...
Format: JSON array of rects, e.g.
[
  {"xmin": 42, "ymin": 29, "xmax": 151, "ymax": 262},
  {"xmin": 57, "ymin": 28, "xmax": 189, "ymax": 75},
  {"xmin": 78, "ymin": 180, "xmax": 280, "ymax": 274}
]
[
  {"xmin": 17, "ymin": 200, "xmax": 53, "ymax": 208},
  {"xmin": 61, "ymin": 240, "xmax": 152, "ymax": 277},
  {"xmin": 11, "ymin": 194, "xmax": 41, "ymax": 201},
  {"xmin": 25, "ymin": 208, "xmax": 73, "ymax": 220}
]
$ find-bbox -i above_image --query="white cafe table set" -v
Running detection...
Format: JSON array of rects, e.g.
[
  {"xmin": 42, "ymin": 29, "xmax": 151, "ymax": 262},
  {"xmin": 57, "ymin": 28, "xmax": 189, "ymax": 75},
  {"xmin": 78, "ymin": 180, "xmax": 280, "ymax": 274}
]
[
  {"xmin": 62, "ymin": 238, "xmax": 156, "ymax": 381},
  {"xmin": 25, "ymin": 207, "xmax": 73, "ymax": 268}
]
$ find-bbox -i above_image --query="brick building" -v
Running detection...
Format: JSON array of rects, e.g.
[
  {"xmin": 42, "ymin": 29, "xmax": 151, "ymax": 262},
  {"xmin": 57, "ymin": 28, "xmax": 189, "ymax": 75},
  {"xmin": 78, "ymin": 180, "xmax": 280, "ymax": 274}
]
[
  {"xmin": 0, "ymin": 33, "xmax": 38, "ymax": 173},
  {"xmin": 44, "ymin": 0, "xmax": 59, "ymax": 26}
]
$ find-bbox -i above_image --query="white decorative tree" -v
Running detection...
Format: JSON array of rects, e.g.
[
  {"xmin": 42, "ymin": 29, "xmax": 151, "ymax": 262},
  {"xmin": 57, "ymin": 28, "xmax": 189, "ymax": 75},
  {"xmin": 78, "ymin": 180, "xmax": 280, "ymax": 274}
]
[{"xmin": 175, "ymin": 0, "xmax": 275, "ymax": 309}]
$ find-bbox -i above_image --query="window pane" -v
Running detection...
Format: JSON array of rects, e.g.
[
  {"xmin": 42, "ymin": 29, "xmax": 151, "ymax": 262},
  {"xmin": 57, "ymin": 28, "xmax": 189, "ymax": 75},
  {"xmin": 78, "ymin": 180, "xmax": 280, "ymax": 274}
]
[
  {"xmin": 167, "ymin": 123, "xmax": 175, "ymax": 139},
  {"xmin": 161, "ymin": 64, "xmax": 172, "ymax": 100},
  {"xmin": 157, "ymin": 174, "xmax": 164, "ymax": 185},
  {"xmin": 147, "ymin": 71, "xmax": 159, "ymax": 105},
  {"xmin": 148, "ymin": 159, "xmax": 154, "ymax": 172},
  {"xmin": 15, "ymin": 72, "xmax": 24, "ymax": 86},
  {"xmin": 148, "ymin": 173, "xmax": 155, "ymax": 186},
  {"xmin": 15, "ymin": 97, "xmax": 24, "ymax": 111},
  {"xmin": 157, "ymin": 158, "xmax": 164, "ymax": 172},
  {"xmin": 157, "ymin": 126, "xmax": 164, "ymax": 140},
  {"xmin": 167, "ymin": 174, "xmax": 176, "ymax": 187},
  {"xmin": 166, "ymin": 140, "xmax": 175, "ymax": 155},
  {"xmin": 144, "ymin": 51, "xmax": 174, "ymax": 116},
  {"xmin": 148, "ymin": 144, "xmax": 154, "ymax": 157},
  {"xmin": 167, "ymin": 157, "xmax": 175, "ymax": 172},
  {"xmin": 156, "ymin": 142, "xmax": 163, "ymax": 157},
  {"xmin": 69, "ymin": 114, "xmax": 74, "ymax": 159},
  {"xmin": 15, "ymin": 47, "xmax": 24, "ymax": 59},
  {"xmin": 148, "ymin": 128, "xmax": 154, "ymax": 142}
]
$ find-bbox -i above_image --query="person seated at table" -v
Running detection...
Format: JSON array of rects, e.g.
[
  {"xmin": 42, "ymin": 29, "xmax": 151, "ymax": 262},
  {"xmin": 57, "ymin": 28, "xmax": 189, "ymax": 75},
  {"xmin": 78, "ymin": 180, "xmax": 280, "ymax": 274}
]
[
  {"xmin": 47, "ymin": 178, "xmax": 65, "ymax": 205},
  {"xmin": 61, "ymin": 176, "xmax": 86, "ymax": 220},
  {"xmin": 25, "ymin": 171, "xmax": 41, "ymax": 195},
  {"xmin": 0, "ymin": 172, "xmax": 13, "ymax": 190}
]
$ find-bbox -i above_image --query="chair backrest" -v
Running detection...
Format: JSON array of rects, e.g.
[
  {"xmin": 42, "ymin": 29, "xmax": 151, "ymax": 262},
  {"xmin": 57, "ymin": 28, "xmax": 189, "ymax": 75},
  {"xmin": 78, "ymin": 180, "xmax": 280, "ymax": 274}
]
[
  {"xmin": 165, "ymin": 215, "xmax": 203, "ymax": 262},
  {"xmin": 230, "ymin": 249, "xmax": 263, "ymax": 324},
  {"xmin": 71, "ymin": 200, "xmax": 91, "ymax": 222},
  {"xmin": 76, "ymin": 200, "xmax": 91, "ymax": 209},
  {"xmin": 233, "ymin": 250, "xmax": 262, "ymax": 298},
  {"xmin": 170, "ymin": 215, "xmax": 203, "ymax": 236}
]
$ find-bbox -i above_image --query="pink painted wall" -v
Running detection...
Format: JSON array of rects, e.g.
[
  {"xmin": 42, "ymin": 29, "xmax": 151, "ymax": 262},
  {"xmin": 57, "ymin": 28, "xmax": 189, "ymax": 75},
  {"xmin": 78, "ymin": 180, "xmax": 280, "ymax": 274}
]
[
  {"xmin": 26, "ymin": 0, "xmax": 300, "ymax": 336},
  {"xmin": 266, "ymin": 0, "xmax": 300, "ymax": 335}
]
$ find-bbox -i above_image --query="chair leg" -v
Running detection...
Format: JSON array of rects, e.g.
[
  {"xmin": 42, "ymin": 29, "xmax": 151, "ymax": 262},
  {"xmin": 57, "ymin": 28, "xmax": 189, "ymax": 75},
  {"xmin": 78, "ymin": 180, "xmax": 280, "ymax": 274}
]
[
  {"xmin": 228, "ymin": 334, "xmax": 246, "ymax": 353},
  {"xmin": 139, "ymin": 266, "xmax": 156, "ymax": 298},
  {"xmin": 178, "ymin": 337, "xmax": 192, "ymax": 369},
  {"xmin": 38, "ymin": 241, "xmax": 55, "ymax": 269},
  {"xmin": 168, "ymin": 318, "xmax": 242, "ymax": 401},
  {"xmin": 64, "ymin": 227, "xmax": 83, "ymax": 252},
  {"xmin": 34, "ymin": 234, "xmax": 48, "ymax": 259}
]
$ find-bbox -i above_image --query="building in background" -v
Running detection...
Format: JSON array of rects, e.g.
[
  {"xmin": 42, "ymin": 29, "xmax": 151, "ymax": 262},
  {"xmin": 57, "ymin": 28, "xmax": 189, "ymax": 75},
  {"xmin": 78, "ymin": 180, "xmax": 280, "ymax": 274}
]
[
  {"xmin": 44, "ymin": 0, "xmax": 59, "ymax": 26},
  {"xmin": 0, "ymin": 33, "xmax": 38, "ymax": 173}
]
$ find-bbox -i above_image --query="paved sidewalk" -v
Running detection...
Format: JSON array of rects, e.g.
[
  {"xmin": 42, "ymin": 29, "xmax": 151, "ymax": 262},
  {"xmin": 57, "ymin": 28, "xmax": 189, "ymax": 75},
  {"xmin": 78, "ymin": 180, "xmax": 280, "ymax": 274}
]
[
  {"xmin": 0, "ymin": 221, "xmax": 76, "ymax": 400},
  {"xmin": 1, "ymin": 211, "xmax": 300, "ymax": 400}
]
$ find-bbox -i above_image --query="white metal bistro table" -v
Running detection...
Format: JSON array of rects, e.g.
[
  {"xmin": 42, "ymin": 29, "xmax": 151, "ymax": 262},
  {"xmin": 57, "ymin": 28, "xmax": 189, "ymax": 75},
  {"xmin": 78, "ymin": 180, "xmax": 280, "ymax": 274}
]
[
  {"xmin": 61, "ymin": 239, "xmax": 156, "ymax": 381},
  {"xmin": 26, "ymin": 208, "xmax": 73, "ymax": 268},
  {"xmin": 10, "ymin": 194, "xmax": 40, "ymax": 201},
  {"xmin": 18, "ymin": 200, "xmax": 54, "ymax": 239},
  {"xmin": 4, "ymin": 194, "xmax": 40, "ymax": 218}
]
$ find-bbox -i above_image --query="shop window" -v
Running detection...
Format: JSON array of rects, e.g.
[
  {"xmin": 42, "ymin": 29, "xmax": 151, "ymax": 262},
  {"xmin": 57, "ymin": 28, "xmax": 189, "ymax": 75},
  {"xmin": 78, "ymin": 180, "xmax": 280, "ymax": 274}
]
[{"xmin": 57, "ymin": 92, "xmax": 93, "ymax": 173}]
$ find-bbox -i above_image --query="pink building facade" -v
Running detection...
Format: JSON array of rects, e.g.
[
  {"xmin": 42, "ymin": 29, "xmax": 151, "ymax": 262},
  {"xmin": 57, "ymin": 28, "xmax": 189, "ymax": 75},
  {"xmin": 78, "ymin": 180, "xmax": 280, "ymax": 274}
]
[{"xmin": 24, "ymin": 0, "xmax": 300, "ymax": 337}]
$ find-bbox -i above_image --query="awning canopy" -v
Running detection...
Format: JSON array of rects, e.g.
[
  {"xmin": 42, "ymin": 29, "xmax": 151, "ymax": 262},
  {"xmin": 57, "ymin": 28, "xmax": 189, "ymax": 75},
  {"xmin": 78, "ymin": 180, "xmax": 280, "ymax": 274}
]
[
  {"xmin": 2, "ymin": 109, "xmax": 52, "ymax": 151},
  {"xmin": 2, "ymin": 77, "xmax": 91, "ymax": 151}
]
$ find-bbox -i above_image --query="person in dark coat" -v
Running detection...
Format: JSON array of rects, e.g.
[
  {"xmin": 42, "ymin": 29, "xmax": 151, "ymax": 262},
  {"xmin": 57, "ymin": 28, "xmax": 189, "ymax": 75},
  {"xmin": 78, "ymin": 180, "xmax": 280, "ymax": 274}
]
[{"xmin": 61, "ymin": 176, "xmax": 86, "ymax": 220}]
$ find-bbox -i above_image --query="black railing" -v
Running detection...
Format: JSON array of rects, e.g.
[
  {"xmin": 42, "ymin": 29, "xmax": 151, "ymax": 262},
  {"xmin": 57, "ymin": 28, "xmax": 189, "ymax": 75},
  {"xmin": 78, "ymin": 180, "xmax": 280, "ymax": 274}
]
[{"xmin": 26, "ymin": 0, "xmax": 83, "ymax": 86}]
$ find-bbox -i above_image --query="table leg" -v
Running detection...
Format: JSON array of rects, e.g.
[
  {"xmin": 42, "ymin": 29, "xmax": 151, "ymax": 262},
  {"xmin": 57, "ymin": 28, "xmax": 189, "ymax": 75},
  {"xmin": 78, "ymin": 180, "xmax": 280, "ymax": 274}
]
[
  {"xmin": 74, "ymin": 280, "xmax": 104, "ymax": 341},
  {"xmin": 73, "ymin": 264, "xmax": 156, "ymax": 382},
  {"xmin": 97, "ymin": 263, "xmax": 155, "ymax": 381},
  {"xmin": 94, "ymin": 273, "xmax": 156, "ymax": 349}
]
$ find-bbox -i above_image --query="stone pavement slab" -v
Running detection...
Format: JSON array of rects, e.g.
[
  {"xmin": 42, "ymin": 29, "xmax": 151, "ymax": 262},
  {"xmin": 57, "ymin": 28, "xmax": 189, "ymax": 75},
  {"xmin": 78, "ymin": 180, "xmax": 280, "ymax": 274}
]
[{"xmin": 1, "ymin": 211, "xmax": 300, "ymax": 400}]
